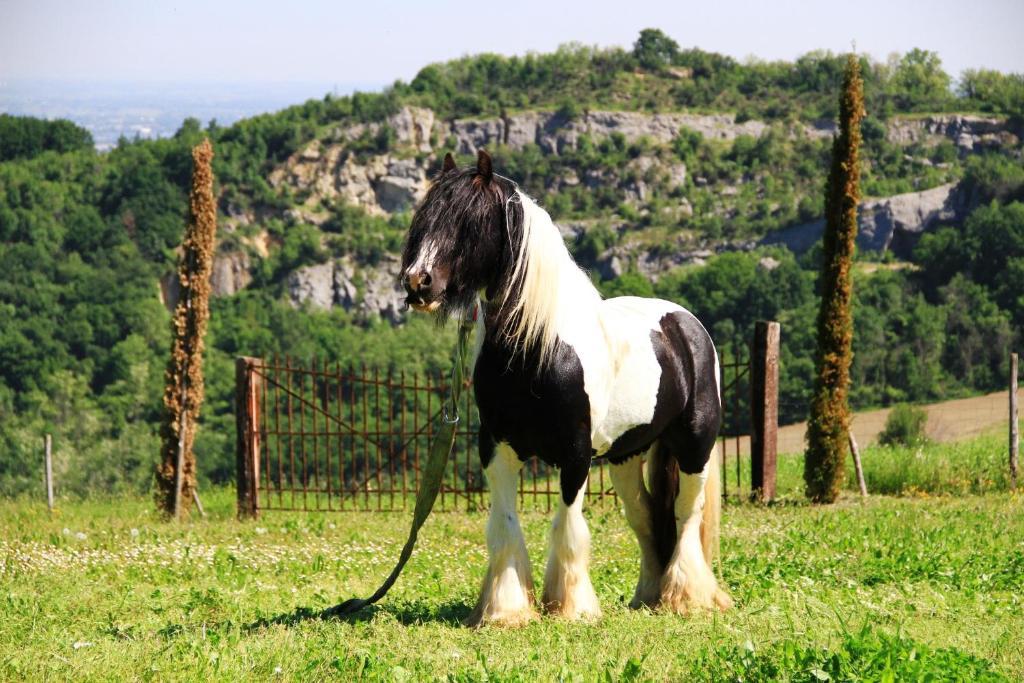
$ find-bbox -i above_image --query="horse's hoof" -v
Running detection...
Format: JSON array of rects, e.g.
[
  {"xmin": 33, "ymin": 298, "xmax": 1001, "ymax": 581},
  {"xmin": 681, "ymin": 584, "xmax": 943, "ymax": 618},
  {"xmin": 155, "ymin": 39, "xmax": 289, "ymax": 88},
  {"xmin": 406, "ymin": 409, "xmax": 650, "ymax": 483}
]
[
  {"xmin": 660, "ymin": 584, "xmax": 732, "ymax": 614},
  {"xmin": 541, "ymin": 588, "xmax": 602, "ymax": 621},
  {"xmin": 628, "ymin": 596, "xmax": 660, "ymax": 611},
  {"xmin": 464, "ymin": 606, "xmax": 537, "ymax": 628}
]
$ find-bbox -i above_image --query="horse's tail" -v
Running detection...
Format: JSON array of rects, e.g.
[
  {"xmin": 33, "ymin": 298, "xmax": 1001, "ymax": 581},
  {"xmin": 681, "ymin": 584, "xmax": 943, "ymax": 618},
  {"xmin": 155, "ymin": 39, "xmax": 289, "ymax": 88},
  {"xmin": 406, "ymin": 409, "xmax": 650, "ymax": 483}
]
[
  {"xmin": 648, "ymin": 443, "xmax": 679, "ymax": 570},
  {"xmin": 700, "ymin": 441, "xmax": 722, "ymax": 567}
]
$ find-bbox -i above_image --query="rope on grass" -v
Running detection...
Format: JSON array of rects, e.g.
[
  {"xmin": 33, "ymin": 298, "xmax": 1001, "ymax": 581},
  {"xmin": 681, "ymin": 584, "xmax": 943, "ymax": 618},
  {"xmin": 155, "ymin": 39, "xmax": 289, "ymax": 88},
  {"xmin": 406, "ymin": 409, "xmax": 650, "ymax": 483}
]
[{"xmin": 323, "ymin": 311, "xmax": 475, "ymax": 617}]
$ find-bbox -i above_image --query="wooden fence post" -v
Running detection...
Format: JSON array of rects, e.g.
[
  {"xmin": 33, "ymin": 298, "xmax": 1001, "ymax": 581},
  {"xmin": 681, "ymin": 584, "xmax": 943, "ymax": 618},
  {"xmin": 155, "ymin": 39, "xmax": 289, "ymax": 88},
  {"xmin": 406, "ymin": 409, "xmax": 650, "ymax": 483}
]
[
  {"xmin": 236, "ymin": 357, "xmax": 262, "ymax": 519},
  {"xmin": 750, "ymin": 321, "xmax": 780, "ymax": 502},
  {"xmin": 849, "ymin": 431, "xmax": 868, "ymax": 496},
  {"xmin": 1011, "ymin": 352, "xmax": 1019, "ymax": 490},
  {"xmin": 44, "ymin": 434, "xmax": 54, "ymax": 512}
]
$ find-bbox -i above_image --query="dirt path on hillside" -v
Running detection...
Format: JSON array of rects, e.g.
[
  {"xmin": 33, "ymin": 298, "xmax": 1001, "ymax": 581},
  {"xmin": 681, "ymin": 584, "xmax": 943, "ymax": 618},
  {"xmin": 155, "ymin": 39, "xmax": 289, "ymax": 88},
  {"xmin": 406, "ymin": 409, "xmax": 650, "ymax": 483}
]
[{"xmin": 723, "ymin": 389, "xmax": 1020, "ymax": 456}]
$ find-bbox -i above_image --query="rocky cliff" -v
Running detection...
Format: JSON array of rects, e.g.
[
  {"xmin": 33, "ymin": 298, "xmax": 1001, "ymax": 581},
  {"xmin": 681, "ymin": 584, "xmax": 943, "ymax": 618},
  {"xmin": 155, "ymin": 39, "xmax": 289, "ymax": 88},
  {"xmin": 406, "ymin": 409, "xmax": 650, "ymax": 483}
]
[
  {"xmin": 285, "ymin": 255, "xmax": 405, "ymax": 323},
  {"xmin": 886, "ymin": 114, "xmax": 1020, "ymax": 153},
  {"xmin": 212, "ymin": 106, "xmax": 1018, "ymax": 316},
  {"xmin": 761, "ymin": 182, "xmax": 968, "ymax": 257}
]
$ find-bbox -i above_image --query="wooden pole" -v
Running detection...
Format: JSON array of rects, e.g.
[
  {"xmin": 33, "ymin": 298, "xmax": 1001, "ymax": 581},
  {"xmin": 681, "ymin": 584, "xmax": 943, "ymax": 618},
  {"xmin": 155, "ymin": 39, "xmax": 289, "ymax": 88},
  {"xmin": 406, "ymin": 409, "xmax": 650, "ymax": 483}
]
[
  {"xmin": 173, "ymin": 370, "xmax": 189, "ymax": 520},
  {"xmin": 750, "ymin": 321, "xmax": 780, "ymax": 502},
  {"xmin": 849, "ymin": 431, "xmax": 867, "ymax": 496},
  {"xmin": 171, "ymin": 278, "xmax": 193, "ymax": 521},
  {"xmin": 44, "ymin": 434, "xmax": 54, "ymax": 512},
  {"xmin": 236, "ymin": 357, "xmax": 261, "ymax": 519},
  {"xmin": 1011, "ymin": 352, "xmax": 1018, "ymax": 490},
  {"xmin": 192, "ymin": 489, "xmax": 206, "ymax": 518}
]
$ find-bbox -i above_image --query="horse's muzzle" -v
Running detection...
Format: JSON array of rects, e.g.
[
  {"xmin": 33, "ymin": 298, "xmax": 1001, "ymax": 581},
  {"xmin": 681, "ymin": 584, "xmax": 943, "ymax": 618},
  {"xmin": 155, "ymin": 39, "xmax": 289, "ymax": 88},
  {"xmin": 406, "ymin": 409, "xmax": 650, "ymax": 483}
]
[
  {"xmin": 409, "ymin": 299, "xmax": 441, "ymax": 312},
  {"xmin": 403, "ymin": 270, "xmax": 443, "ymax": 312}
]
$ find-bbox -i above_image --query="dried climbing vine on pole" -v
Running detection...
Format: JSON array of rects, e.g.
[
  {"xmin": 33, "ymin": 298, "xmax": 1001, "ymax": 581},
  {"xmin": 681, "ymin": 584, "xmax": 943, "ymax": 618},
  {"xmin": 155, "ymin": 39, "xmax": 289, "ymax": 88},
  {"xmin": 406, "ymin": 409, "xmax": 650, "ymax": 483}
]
[{"xmin": 156, "ymin": 139, "xmax": 217, "ymax": 518}]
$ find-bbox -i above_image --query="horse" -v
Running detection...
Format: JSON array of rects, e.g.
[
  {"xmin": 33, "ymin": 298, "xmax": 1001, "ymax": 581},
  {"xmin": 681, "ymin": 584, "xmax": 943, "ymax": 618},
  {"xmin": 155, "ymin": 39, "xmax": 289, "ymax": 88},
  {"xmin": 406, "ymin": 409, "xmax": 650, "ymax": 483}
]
[{"xmin": 400, "ymin": 150, "xmax": 732, "ymax": 626}]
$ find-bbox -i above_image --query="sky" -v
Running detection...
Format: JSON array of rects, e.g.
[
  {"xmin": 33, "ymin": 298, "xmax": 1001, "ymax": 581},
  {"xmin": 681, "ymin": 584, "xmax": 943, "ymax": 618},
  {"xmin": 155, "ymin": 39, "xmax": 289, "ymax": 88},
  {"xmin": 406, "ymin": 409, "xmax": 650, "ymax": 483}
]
[{"xmin": 2, "ymin": 0, "xmax": 1023, "ymax": 90}]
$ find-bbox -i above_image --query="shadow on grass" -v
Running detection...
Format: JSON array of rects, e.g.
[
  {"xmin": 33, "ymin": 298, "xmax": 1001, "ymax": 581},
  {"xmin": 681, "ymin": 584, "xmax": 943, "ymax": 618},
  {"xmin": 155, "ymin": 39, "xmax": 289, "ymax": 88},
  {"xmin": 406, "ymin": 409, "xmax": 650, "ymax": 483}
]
[
  {"xmin": 245, "ymin": 598, "xmax": 473, "ymax": 630},
  {"xmin": 158, "ymin": 599, "xmax": 473, "ymax": 639}
]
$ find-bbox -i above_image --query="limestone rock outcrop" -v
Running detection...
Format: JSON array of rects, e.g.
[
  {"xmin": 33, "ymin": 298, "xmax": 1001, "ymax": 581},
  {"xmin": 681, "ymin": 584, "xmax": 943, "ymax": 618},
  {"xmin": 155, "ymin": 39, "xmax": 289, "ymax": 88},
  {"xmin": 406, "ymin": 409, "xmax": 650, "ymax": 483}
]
[
  {"xmin": 886, "ymin": 115, "xmax": 1019, "ymax": 153},
  {"xmin": 268, "ymin": 106, "xmax": 835, "ymax": 218},
  {"xmin": 210, "ymin": 250, "xmax": 252, "ymax": 297},
  {"xmin": 253, "ymin": 105, "xmax": 1013, "ymax": 322},
  {"xmin": 761, "ymin": 182, "xmax": 965, "ymax": 256},
  {"xmin": 287, "ymin": 256, "xmax": 405, "ymax": 323}
]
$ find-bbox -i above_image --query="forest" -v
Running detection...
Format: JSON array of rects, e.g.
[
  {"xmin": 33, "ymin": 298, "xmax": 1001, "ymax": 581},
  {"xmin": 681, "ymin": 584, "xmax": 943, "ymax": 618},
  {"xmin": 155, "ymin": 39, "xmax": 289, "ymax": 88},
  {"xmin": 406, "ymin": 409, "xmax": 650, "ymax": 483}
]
[{"xmin": 1, "ymin": 30, "xmax": 1022, "ymax": 495}]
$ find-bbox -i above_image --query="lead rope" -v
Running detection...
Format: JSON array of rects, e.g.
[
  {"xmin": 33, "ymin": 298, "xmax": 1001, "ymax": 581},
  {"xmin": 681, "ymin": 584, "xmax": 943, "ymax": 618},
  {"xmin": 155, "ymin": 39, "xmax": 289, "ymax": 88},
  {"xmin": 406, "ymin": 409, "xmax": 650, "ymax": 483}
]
[{"xmin": 323, "ymin": 307, "xmax": 476, "ymax": 618}]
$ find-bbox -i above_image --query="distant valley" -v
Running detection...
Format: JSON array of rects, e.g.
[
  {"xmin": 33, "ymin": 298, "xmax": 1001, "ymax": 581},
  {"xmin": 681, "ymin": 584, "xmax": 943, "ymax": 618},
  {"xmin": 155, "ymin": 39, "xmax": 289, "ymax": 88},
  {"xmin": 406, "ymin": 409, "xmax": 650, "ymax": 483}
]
[{"xmin": 0, "ymin": 80, "xmax": 380, "ymax": 149}]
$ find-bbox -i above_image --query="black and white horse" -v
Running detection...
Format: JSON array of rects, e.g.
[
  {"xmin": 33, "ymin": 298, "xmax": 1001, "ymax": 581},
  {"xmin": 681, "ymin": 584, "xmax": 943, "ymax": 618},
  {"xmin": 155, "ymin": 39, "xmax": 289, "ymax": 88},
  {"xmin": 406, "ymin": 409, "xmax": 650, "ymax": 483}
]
[{"xmin": 401, "ymin": 150, "xmax": 732, "ymax": 626}]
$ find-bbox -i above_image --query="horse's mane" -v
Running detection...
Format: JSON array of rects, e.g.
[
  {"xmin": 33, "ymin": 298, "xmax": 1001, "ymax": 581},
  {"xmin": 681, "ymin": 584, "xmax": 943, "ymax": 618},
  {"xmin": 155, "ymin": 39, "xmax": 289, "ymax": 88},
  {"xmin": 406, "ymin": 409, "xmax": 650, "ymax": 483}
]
[{"xmin": 499, "ymin": 190, "xmax": 601, "ymax": 367}]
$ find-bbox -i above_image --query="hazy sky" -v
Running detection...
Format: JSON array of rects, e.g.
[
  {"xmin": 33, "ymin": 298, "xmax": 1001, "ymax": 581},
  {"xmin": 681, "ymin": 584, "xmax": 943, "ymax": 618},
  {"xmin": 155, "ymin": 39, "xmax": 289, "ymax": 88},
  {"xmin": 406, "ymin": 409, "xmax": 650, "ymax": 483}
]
[{"xmin": 2, "ymin": 0, "xmax": 1022, "ymax": 88}]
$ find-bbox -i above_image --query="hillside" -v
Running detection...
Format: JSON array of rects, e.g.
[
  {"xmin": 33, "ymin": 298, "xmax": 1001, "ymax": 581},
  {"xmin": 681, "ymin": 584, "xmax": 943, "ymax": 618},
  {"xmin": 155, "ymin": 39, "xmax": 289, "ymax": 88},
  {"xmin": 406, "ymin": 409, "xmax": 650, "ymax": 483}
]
[{"xmin": 1, "ymin": 31, "xmax": 1022, "ymax": 494}]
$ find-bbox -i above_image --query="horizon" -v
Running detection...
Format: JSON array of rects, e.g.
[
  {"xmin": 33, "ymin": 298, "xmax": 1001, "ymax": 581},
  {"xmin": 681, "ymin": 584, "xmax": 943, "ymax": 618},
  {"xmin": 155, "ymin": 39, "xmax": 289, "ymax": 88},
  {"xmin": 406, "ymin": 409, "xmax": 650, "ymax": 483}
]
[
  {"xmin": 2, "ymin": 1, "xmax": 1023, "ymax": 89},
  {"xmin": 4, "ymin": 1, "xmax": 1022, "ymax": 148}
]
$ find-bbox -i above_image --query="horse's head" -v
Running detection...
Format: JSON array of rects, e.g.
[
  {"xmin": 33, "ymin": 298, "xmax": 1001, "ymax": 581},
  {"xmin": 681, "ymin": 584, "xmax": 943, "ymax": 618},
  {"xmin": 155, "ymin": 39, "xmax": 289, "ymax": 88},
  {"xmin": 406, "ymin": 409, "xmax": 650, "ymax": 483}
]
[{"xmin": 401, "ymin": 150, "xmax": 520, "ymax": 316}]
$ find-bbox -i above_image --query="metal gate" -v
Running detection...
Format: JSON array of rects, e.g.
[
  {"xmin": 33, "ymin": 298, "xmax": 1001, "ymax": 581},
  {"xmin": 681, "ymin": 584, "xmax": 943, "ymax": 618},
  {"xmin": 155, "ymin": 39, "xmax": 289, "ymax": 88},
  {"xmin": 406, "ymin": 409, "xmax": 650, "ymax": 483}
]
[
  {"xmin": 235, "ymin": 356, "xmax": 621, "ymax": 516},
  {"xmin": 236, "ymin": 349, "xmax": 761, "ymax": 518}
]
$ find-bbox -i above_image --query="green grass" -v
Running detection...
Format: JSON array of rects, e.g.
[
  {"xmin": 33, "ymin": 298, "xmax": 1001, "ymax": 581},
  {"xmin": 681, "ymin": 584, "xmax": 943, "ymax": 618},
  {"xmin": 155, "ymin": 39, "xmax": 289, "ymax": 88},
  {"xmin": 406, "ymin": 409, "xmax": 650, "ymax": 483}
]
[
  {"xmin": 850, "ymin": 430, "xmax": 1014, "ymax": 496},
  {"xmin": 2, "ymin": 481, "xmax": 1021, "ymax": 681},
  {"xmin": 720, "ymin": 429, "xmax": 1014, "ymax": 502}
]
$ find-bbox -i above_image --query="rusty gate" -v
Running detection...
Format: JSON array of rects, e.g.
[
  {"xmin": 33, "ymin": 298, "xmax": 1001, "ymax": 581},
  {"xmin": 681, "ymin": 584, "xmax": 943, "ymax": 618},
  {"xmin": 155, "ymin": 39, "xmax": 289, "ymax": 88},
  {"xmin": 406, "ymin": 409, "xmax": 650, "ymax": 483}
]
[{"xmin": 236, "ymin": 350, "xmax": 762, "ymax": 517}]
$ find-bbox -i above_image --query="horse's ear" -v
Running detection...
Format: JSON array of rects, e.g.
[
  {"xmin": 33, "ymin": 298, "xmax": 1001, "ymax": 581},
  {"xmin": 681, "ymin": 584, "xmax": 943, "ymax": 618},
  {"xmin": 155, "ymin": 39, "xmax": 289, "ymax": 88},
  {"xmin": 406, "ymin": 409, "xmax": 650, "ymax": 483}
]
[
  {"xmin": 476, "ymin": 149, "xmax": 493, "ymax": 184},
  {"xmin": 442, "ymin": 152, "xmax": 456, "ymax": 173}
]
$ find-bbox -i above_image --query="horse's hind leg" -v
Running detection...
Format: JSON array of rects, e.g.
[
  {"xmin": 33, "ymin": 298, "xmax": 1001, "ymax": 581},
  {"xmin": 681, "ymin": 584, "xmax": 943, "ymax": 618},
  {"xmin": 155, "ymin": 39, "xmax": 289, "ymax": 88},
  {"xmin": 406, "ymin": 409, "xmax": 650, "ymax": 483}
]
[
  {"xmin": 542, "ymin": 468, "xmax": 601, "ymax": 619},
  {"xmin": 660, "ymin": 446, "xmax": 733, "ymax": 613},
  {"xmin": 467, "ymin": 444, "xmax": 536, "ymax": 627},
  {"xmin": 609, "ymin": 449, "xmax": 662, "ymax": 608}
]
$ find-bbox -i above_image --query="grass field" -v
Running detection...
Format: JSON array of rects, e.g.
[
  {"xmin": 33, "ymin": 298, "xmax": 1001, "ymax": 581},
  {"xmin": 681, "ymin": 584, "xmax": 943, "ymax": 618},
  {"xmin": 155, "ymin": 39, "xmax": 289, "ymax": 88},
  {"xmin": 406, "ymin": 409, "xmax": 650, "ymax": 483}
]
[{"xmin": 2, "ymin": 436, "xmax": 1022, "ymax": 681}]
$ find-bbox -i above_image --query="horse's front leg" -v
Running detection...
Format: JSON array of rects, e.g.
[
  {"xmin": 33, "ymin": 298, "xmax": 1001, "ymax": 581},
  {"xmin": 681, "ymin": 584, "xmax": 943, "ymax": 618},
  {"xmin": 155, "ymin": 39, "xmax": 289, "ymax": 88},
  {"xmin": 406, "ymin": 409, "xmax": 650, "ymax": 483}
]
[
  {"xmin": 467, "ymin": 444, "xmax": 536, "ymax": 627},
  {"xmin": 542, "ymin": 461, "xmax": 601, "ymax": 620}
]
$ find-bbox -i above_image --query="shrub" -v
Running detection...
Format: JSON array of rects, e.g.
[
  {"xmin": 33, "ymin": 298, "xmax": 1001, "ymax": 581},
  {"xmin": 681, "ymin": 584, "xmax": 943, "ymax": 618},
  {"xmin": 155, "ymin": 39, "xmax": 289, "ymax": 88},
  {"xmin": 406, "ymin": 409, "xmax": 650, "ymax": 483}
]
[
  {"xmin": 878, "ymin": 403, "xmax": 928, "ymax": 447},
  {"xmin": 805, "ymin": 54, "xmax": 864, "ymax": 503}
]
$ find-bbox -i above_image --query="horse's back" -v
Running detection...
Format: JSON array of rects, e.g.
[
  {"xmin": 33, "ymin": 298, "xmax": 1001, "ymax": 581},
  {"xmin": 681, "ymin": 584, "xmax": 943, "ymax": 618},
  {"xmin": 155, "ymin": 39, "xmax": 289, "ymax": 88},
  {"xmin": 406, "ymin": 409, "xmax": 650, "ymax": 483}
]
[{"xmin": 590, "ymin": 296, "xmax": 721, "ymax": 468}]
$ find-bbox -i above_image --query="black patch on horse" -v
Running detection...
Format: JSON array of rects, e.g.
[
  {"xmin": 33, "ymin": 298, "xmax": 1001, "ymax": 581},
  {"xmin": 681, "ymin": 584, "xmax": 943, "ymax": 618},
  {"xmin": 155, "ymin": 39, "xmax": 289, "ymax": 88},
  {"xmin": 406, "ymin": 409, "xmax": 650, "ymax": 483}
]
[{"xmin": 475, "ymin": 311, "xmax": 592, "ymax": 506}]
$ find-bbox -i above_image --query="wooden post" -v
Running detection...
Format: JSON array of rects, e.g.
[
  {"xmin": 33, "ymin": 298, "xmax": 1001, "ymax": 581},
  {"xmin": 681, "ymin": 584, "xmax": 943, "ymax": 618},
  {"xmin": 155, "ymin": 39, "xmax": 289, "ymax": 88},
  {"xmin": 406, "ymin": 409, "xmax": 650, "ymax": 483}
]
[
  {"xmin": 849, "ymin": 431, "xmax": 867, "ymax": 496},
  {"xmin": 750, "ymin": 321, "xmax": 780, "ymax": 502},
  {"xmin": 1011, "ymin": 352, "xmax": 1019, "ymax": 490},
  {"xmin": 236, "ymin": 357, "xmax": 262, "ymax": 519},
  {"xmin": 192, "ymin": 489, "xmax": 206, "ymax": 518},
  {"xmin": 172, "ymin": 372, "xmax": 188, "ymax": 520},
  {"xmin": 44, "ymin": 434, "xmax": 54, "ymax": 512}
]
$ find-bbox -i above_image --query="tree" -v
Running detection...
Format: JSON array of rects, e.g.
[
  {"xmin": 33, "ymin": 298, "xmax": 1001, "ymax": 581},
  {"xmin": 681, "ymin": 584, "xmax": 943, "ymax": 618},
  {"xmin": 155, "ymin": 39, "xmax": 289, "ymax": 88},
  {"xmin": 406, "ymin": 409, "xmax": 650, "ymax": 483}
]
[
  {"xmin": 805, "ymin": 54, "xmax": 864, "ymax": 503},
  {"xmin": 940, "ymin": 275, "xmax": 1014, "ymax": 389},
  {"xmin": 891, "ymin": 48, "xmax": 951, "ymax": 111},
  {"xmin": 958, "ymin": 69, "xmax": 1024, "ymax": 117},
  {"xmin": 155, "ymin": 139, "xmax": 217, "ymax": 518},
  {"xmin": 633, "ymin": 29, "xmax": 679, "ymax": 71},
  {"xmin": 0, "ymin": 114, "xmax": 94, "ymax": 161}
]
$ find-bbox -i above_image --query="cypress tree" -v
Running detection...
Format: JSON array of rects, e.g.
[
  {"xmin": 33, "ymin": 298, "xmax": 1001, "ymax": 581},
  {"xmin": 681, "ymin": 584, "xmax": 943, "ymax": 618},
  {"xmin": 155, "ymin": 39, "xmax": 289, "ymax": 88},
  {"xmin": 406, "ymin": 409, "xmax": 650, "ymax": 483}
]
[
  {"xmin": 804, "ymin": 55, "xmax": 864, "ymax": 503},
  {"xmin": 156, "ymin": 139, "xmax": 217, "ymax": 517}
]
